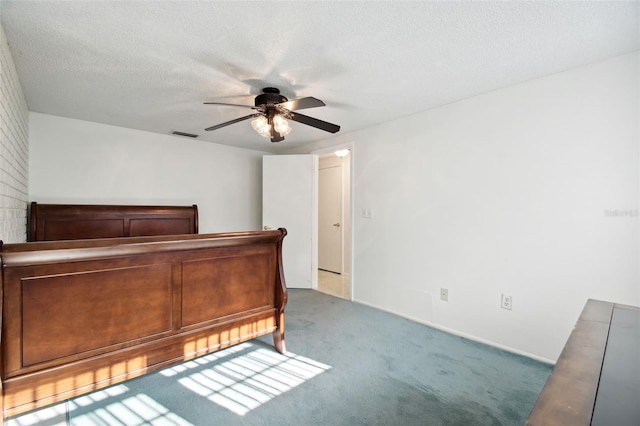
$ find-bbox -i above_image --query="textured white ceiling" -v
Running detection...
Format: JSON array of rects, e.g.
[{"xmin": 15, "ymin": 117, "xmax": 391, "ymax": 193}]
[{"xmin": 1, "ymin": 1, "xmax": 638, "ymax": 153}]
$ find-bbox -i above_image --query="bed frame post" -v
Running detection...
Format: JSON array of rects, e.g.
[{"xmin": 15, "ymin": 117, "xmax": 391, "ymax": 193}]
[
  {"xmin": 192, "ymin": 204, "xmax": 199, "ymax": 234},
  {"xmin": 27, "ymin": 202, "xmax": 37, "ymax": 242},
  {"xmin": 0, "ymin": 240, "xmax": 4, "ymax": 422},
  {"xmin": 273, "ymin": 228, "xmax": 288, "ymax": 354}
]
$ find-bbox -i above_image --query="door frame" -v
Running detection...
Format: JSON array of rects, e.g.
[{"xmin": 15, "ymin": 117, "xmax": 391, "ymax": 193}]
[{"xmin": 312, "ymin": 142, "xmax": 355, "ymax": 300}]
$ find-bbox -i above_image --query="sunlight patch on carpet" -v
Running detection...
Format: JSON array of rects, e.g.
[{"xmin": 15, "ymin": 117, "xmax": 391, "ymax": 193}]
[
  {"xmin": 162, "ymin": 342, "xmax": 331, "ymax": 416},
  {"xmin": 70, "ymin": 391, "xmax": 193, "ymax": 425},
  {"xmin": 8, "ymin": 343, "xmax": 330, "ymax": 424},
  {"xmin": 8, "ymin": 384, "xmax": 192, "ymax": 426},
  {"xmin": 6, "ymin": 401, "xmax": 67, "ymax": 426}
]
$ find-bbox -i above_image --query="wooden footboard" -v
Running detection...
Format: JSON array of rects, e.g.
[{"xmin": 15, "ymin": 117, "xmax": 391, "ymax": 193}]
[{"xmin": 0, "ymin": 229, "xmax": 287, "ymax": 419}]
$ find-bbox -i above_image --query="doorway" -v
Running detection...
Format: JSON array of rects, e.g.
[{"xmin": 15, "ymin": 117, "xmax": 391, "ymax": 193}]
[{"xmin": 317, "ymin": 149, "xmax": 351, "ymax": 299}]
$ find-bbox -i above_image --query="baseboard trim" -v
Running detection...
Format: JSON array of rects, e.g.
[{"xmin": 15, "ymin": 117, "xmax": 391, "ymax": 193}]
[{"xmin": 352, "ymin": 298, "xmax": 555, "ymax": 365}]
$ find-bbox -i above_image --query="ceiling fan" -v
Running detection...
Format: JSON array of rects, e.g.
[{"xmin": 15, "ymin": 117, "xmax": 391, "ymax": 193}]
[{"xmin": 204, "ymin": 87, "xmax": 340, "ymax": 142}]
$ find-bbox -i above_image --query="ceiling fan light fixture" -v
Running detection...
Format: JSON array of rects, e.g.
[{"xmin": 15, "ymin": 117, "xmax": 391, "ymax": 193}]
[
  {"xmin": 251, "ymin": 115, "xmax": 271, "ymax": 138},
  {"xmin": 273, "ymin": 115, "xmax": 291, "ymax": 136}
]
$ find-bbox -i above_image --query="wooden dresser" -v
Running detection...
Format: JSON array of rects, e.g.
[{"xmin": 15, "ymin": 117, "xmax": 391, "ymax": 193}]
[{"xmin": 527, "ymin": 299, "xmax": 639, "ymax": 426}]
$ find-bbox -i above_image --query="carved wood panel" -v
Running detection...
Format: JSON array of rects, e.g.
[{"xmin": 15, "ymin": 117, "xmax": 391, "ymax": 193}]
[{"xmin": 21, "ymin": 263, "xmax": 173, "ymax": 366}]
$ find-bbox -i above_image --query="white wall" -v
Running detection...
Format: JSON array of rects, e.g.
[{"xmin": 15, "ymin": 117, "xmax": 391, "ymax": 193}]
[
  {"xmin": 292, "ymin": 52, "xmax": 639, "ymax": 362},
  {"xmin": 0, "ymin": 24, "xmax": 29, "ymax": 243},
  {"xmin": 29, "ymin": 113, "xmax": 266, "ymax": 233}
]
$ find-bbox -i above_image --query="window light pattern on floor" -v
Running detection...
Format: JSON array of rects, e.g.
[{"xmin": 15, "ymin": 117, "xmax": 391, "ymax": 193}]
[
  {"xmin": 8, "ymin": 343, "xmax": 330, "ymax": 425},
  {"xmin": 70, "ymin": 391, "xmax": 193, "ymax": 425},
  {"xmin": 8, "ymin": 384, "xmax": 193, "ymax": 426},
  {"xmin": 162, "ymin": 342, "xmax": 331, "ymax": 416},
  {"xmin": 6, "ymin": 399, "xmax": 69, "ymax": 426}
]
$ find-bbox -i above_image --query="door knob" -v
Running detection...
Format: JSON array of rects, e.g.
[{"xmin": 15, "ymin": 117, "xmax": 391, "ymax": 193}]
[
  {"xmin": 333, "ymin": 223, "xmax": 340, "ymax": 227},
  {"xmin": 264, "ymin": 225, "xmax": 272, "ymax": 230}
]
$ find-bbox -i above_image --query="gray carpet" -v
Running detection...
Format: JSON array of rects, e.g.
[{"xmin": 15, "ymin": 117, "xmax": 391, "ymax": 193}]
[{"xmin": 8, "ymin": 289, "xmax": 552, "ymax": 426}]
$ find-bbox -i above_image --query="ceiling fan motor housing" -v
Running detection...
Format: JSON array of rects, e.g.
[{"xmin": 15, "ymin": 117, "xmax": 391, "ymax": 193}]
[{"xmin": 255, "ymin": 87, "xmax": 288, "ymax": 106}]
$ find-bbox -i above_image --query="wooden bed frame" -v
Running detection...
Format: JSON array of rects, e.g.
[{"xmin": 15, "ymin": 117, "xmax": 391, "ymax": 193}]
[
  {"xmin": 28, "ymin": 202, "xmax": 199, "ymax": 241},
  {"xmin": 0, "ymin": 203, "xmax": 288, "ymax": 419}
]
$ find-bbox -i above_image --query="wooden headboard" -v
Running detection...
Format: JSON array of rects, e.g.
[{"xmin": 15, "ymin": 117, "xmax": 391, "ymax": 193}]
[{"xmin": 28, "ymin": 202, "xmax": 198, "ymax": 241}]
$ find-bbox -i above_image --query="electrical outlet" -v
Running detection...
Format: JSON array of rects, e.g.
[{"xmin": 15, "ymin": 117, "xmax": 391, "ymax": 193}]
[
  {"xmin": 440, "ymin": 288, "xmax": 448, "ymax": 301},
  {"xmin": 501, "ymin": 294, "xmax": 512, "ymax": 310}
]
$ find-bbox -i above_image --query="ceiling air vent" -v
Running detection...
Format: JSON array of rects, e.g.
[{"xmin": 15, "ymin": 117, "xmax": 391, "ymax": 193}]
[{"xmin": 170, "ymin": 130, "xmax": 199, "ymax": 138}]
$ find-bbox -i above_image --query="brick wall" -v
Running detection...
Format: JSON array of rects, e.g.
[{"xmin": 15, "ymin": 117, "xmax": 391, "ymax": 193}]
[{"xmin": 0, "ymin": 25, "xmax": 29, "ymax": 243}]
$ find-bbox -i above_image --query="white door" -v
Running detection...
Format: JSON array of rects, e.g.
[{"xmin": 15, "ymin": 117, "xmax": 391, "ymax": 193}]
[
  {"xmin": 262, "ymin": 155, "xmax": 316, "ymax": 289},
  {"xmin": 318, "ymin": 164, "xmax": 342, "ymax": 273}
]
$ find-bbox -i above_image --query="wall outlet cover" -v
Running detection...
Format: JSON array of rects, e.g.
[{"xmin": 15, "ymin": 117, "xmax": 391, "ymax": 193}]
[
  {"xmin": 440, "ymin": 288, "xmax": 448, "ymax": 301},
  {"xmin": 501, "ymin": 294, "xmax": 512, "ymax": 310}
]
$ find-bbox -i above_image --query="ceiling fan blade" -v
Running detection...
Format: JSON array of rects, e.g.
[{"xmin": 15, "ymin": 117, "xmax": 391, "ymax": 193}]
[
  {"xmin": 289, "ymin": 112, "xmax": 340, "ymax": 133},
  {"xmin": 279, "ymin": 97, "xmax": 326, "ymax": 111},
  {"xmin": 204, "ymin": 113, "xmax": 261, "ymax": 131},
  {"xmin": 203, "ymin": 102, "xmax": 258, "ymax": 109}
]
